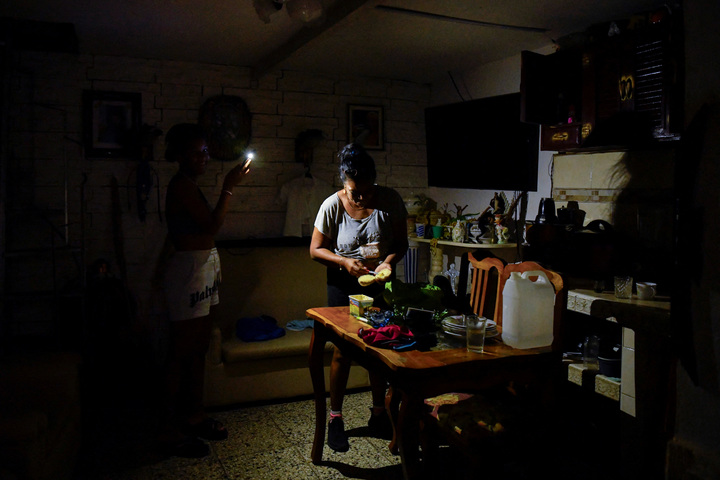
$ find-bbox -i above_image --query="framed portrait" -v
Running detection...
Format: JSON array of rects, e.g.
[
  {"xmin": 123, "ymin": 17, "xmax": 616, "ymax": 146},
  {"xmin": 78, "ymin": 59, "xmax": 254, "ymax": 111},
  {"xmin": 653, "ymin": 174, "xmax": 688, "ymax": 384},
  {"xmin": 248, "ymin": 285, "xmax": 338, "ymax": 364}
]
[
  {"xmin": 83, "ymin": 90, "xmax": 141, "ymax": 158},
  {"xmin": 347, "ymin": 104, "xmax": 384, "ymax": 150}
]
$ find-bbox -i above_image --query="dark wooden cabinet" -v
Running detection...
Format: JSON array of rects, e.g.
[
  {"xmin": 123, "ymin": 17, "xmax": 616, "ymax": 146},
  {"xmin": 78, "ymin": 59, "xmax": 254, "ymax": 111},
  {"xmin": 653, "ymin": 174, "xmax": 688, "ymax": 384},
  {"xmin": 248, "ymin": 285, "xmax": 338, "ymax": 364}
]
[
  {"xmin": 522, "ymin": 48, "xmax": 593, "ymax": 151},
  {"xmin": 521, "ymin": 6, "xmax": 683, "ymax": 151}
]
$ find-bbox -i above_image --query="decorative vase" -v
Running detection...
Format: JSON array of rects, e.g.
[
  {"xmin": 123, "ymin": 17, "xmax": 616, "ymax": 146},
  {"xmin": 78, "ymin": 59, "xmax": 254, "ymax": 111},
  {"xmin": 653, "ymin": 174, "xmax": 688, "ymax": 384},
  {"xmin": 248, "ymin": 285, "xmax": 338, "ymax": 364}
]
[{"xmin": 452, "ymin": 220, "xmax": 466, "ymax": 243}]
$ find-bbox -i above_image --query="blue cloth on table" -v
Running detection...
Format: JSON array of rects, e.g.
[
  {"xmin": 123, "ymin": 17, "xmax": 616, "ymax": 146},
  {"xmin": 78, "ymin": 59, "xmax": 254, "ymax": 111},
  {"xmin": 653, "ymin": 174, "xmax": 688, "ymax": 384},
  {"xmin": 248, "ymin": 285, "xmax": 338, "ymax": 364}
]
[
  {"xmin": 236, "ymin": 315, "xmax": 285, "ymax": 342},
  {"xmin": 285, "ymin": 319, "xmax": 315, "ymax": 331}
]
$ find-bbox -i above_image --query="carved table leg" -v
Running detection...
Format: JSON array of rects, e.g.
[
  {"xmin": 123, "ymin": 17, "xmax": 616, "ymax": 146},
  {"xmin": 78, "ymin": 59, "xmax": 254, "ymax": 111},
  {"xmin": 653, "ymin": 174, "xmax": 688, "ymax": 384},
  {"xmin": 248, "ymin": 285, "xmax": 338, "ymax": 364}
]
[
  {"xmin": 309, "ymin": 321, "xmax": 328, "ymax": 464},
  {"xmin": 396, "ymin": 389, "xmax": 423, "ymax": 480},
  {"xmin": 385, "ymin": 385, "xmax": 401, "ymax": 455}
]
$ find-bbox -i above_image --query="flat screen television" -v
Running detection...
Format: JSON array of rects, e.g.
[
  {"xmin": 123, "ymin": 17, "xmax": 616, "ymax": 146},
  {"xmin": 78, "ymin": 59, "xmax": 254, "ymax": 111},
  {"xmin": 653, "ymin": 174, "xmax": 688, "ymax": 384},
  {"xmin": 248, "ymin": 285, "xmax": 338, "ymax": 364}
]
[{"xmin": 425, "ymin": 93, "xmax": 539, "ymax": 191}]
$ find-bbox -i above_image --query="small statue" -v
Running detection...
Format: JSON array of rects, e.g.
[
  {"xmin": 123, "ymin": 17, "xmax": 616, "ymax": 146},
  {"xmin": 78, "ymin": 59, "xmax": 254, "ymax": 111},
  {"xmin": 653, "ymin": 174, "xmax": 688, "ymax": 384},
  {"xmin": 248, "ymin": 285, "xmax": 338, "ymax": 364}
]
[
  {"xmin": 429, "ymin": 241, "xmax": 443, "ymax": 281},
  {"xmin": 493, "ymin": 215, "xmax": 510, "ymax": 244},
  {"xmin": 444, "ymin": 263, "xmax": 460, "ymax": 295},
  {"xmin": 496, "ymin": 224, "xmax": 511, "ymax": 244},
  {"xmin": 491, "ymin": 192, "xmax": 506, "ymax": 215}
]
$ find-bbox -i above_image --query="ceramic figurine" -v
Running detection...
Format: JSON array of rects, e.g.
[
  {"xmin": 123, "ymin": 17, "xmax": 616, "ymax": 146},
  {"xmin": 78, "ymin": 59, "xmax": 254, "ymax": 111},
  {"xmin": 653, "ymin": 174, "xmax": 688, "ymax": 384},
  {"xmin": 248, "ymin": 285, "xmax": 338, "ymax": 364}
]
[
  {"xmin": 496, "ymin": 224, "xmax": 510, "ymax": 244},
  {"xmin": 468, "ymin": 221, "xmax": 482, "ymax": 243},
  {"xmin": 444, "ymin": 263, "xmax": 460, "ymax": 295}
]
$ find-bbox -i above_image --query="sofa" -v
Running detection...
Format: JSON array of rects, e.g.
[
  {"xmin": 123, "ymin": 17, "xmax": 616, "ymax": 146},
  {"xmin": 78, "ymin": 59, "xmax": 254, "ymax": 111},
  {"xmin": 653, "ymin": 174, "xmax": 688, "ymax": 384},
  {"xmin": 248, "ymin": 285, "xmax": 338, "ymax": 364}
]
[
  {"xmin": 204, "ymin": 240, "xmax": 369, "ymax": 407},
  {"xmin": 0, "ymin": 351, "xmax": 82, "ymax": 480}
]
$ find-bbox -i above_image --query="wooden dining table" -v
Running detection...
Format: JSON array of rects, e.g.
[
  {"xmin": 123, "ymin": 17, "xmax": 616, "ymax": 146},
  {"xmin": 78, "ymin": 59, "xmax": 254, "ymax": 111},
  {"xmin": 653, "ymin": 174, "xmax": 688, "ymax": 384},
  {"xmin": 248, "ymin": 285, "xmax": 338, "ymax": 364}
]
[{"xmin": 306, "ymin": 306, "xmax": 558, "ymax": 480}]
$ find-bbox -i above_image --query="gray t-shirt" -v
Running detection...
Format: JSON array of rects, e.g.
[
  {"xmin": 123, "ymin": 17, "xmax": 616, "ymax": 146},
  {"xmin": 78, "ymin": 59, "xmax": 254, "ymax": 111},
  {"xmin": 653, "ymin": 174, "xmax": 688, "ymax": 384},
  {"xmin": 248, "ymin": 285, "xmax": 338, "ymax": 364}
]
[{"xmin": 314, "ymin": 186, "xmax": 407, "ymax": 269}]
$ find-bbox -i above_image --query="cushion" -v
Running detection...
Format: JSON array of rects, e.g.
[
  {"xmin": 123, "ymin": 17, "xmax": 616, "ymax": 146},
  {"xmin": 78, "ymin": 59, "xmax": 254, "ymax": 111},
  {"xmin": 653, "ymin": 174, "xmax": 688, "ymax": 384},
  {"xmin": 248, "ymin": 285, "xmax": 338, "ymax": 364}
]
[
  {"xmin": 222, "ymin": 328, "xmax": 333, "ymax": 363},
  {"xmin": 236, "ymin": 315, "xmax": 285, "ymax": 342}
]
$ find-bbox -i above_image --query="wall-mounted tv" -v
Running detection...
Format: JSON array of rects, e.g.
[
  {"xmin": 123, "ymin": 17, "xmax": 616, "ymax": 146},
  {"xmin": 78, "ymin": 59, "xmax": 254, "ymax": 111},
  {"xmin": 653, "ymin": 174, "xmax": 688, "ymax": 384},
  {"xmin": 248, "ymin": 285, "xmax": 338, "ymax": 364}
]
[{"xmin": 425, "ymin": 93, "xmax": 539, "ymax": 191}]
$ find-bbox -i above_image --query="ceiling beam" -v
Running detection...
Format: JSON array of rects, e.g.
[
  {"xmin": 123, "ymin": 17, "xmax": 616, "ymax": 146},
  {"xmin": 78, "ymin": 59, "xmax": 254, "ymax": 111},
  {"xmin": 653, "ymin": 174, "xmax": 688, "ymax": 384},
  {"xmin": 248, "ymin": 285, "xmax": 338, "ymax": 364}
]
[
  {"xmin": 374, "ymin": 5, "xmax": 548, "ymax": 33},
  {"xmin": 252, "ymin": 0, "xmax": 375, "ymax": 79}
]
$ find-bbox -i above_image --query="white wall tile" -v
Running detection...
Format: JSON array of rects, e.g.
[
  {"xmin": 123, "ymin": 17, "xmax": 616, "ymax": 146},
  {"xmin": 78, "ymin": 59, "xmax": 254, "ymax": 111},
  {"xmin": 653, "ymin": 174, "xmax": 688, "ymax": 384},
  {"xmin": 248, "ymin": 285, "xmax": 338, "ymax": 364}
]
[
  {"xmin": 589, "ymin": 152, "xmax": 628, "ymax": 189},
  {"xmin": 621, "ymin": 393, "xmax": 636, "ymax": 417},
  {"xmin": 623, "ymin": 327, "xmax": 635, "ymax": 349},
  {"xmin": 621, "ymin": 346, "xmax": 635, "ymax": 397},
  {"xmin": 553, "ymin": 155, "xmax": 593, "ymax": 189}
]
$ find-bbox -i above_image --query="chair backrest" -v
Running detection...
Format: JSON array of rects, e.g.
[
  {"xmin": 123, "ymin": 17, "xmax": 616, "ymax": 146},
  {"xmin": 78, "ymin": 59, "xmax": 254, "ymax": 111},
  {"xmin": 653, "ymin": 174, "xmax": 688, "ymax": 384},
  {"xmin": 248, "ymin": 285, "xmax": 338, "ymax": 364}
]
[
  {"xmin": 467, "ymin": 252, "xmax": 505, "ymax": 324},
  {"xmin": 497, "ymin": 261, "xmax": 566, "ymax": 351}
]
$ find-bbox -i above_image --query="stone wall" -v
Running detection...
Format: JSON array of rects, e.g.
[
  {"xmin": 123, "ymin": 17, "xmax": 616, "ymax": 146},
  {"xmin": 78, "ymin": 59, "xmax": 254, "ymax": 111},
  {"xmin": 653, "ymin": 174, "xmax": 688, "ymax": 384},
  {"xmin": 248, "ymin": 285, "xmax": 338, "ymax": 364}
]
[{"xmin": 3, "ymin": 51, "xmax": 430, "ymax": 337}]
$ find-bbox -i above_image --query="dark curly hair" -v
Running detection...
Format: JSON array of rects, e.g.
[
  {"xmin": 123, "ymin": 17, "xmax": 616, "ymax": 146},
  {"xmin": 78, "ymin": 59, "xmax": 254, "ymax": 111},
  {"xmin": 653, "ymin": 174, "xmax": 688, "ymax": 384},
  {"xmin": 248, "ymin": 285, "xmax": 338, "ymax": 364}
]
[
  {"xmin": 338, "ymin": 143, "xmax": 376, "ymax": 184},
  {"xmin": 164, "ymin": 123, "xmax": 206, "ymax": 162}
]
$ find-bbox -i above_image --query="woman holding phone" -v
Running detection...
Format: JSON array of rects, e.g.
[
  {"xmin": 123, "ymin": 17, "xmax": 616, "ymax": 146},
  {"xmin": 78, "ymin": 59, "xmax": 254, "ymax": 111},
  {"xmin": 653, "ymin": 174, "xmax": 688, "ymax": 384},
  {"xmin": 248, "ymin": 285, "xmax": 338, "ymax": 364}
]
[{"xmin": 160, "ymin": 123, "xmax": 251, "ymax": 457}]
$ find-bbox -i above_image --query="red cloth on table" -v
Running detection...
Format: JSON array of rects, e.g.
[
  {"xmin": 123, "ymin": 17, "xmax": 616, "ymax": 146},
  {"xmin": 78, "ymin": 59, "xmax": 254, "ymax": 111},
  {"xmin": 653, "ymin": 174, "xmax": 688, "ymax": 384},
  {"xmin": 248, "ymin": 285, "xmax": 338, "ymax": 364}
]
[{"xmin": 358, "ymin": 324, "xmax": 414, "ymax": 348}]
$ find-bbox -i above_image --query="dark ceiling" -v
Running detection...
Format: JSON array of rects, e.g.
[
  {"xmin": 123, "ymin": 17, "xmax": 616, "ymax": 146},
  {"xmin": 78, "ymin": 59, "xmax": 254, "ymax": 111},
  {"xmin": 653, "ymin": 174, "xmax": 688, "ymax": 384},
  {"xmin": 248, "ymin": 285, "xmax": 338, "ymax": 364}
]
[{"xmin": 1, "ymin": 0, "xmax": 668, "ymax": 83}]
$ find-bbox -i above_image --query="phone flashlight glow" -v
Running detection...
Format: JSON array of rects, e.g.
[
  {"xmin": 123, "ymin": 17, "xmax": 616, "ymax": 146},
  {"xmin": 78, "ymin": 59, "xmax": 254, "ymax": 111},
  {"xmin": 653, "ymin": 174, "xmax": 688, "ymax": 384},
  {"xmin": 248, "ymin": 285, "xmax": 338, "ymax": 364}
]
[{"xmin": 243, "ymin": 151, "xmax": 254, "ymax": 169}]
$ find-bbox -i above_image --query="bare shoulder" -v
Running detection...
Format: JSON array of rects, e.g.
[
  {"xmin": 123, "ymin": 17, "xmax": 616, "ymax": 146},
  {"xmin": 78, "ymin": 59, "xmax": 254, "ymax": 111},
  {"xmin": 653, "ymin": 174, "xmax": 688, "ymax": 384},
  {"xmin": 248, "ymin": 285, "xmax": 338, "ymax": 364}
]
[
  {"xmin": 168, "ymin": 174, "xmax": 195, "ymax": 193},
  {"xmin": 166, "ymin": 174, "xmax": 200, "ymax": 207}
]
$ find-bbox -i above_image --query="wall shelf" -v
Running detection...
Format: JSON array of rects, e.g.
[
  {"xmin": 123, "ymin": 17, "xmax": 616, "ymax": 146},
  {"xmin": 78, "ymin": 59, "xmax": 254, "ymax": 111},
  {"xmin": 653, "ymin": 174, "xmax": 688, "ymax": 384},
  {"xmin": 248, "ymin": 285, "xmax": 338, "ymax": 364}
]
[{"xmin": 409, "ymin": 237, "xmax": 517, "ymax": 249}]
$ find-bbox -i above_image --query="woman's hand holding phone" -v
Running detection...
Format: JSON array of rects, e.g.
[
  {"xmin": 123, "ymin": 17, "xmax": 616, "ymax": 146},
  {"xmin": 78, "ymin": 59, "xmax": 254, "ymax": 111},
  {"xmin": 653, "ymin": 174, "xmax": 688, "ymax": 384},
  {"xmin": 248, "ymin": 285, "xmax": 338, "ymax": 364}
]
[{"xmin": 223, "ymin": 153, "xmax": 253, "ymax": 190}]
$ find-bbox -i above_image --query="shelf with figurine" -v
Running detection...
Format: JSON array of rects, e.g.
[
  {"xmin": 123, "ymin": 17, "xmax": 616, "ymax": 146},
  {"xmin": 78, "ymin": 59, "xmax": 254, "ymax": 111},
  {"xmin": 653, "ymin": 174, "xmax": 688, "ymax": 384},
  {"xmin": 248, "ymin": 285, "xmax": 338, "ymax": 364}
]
[
  {"xmin": 409, "ymin": 237, "xmax": 517, "ymax": 249},
  {"xmin": 407, "ymin": 192, "xmax": 521, "ymax": 249}
]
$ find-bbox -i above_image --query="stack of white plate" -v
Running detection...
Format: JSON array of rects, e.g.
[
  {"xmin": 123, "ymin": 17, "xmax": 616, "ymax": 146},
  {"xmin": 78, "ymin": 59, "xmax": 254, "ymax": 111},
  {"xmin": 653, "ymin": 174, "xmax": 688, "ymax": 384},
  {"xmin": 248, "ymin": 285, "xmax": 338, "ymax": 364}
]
[{"xmin": 440, "ymin": 315, "xmax": 498, "ymax": 338}]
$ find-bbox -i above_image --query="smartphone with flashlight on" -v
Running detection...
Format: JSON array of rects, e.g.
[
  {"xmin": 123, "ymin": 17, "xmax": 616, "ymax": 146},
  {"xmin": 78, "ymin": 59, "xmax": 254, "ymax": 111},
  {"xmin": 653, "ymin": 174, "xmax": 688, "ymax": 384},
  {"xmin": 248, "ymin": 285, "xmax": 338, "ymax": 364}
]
[{"xmin": 242, "ymin": 151, "xmax": 254, "ymax": 169}]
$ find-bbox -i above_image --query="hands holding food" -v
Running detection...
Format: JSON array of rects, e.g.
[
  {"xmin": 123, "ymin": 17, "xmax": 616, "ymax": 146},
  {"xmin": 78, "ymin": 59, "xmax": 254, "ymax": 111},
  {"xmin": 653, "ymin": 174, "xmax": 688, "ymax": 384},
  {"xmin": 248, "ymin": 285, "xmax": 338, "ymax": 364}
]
[{"xmin": 358, "ymin": 267, "xmax": 391, "ymax": 286}]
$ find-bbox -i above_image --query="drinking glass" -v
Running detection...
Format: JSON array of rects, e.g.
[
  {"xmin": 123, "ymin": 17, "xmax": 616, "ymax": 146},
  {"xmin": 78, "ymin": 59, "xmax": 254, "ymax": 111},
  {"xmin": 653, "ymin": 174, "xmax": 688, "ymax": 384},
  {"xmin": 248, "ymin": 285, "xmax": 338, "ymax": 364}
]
[
  {"xmin": 465, "ymin": 314, "xmax": 488, "ymax": 353},
  {"xmin": 614, "ymin": 276, "xmax": 633, "ymax": 299}
]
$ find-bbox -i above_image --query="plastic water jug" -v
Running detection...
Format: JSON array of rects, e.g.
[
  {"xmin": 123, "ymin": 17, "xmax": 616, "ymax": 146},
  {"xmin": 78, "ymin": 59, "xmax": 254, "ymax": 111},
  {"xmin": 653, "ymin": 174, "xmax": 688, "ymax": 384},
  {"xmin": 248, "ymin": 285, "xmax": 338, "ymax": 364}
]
[{"xmin": 501, "ymin": 270, "xmax": 555, "ymax": 349}]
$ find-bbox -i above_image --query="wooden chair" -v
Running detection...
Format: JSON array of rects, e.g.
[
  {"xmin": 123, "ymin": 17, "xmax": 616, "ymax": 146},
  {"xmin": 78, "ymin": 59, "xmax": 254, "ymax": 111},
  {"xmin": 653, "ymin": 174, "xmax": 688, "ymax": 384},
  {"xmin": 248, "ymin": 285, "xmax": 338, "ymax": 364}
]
[
  {"xmin": 421, "ymin": 261, "xmax": 567, "ymax": 476},
  {"xmin": 466, "ymin": 252, "xmax": 505, "ymax": 323}
]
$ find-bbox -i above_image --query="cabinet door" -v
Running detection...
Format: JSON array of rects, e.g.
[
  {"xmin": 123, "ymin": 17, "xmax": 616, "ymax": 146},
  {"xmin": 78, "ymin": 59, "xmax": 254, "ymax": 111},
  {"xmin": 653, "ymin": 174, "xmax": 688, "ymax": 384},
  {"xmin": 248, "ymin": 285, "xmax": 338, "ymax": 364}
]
[
  {"xmin": 521, "ymin": 50, "xmax": 555, "ymax": 125},
  {"xmin": 633, "ymin": 26, "xmax": 683, "ymax": 140},
  {"xmin": 540, "ymin": 124, "xmax": 583, "ymax": 151},
  {"xmin": 522, "ymin": 49, "xmax": 589, "ymax": 151},
  {"xmin": 521, "ymin": 49, "xmax": 583, "ymax": 126}
]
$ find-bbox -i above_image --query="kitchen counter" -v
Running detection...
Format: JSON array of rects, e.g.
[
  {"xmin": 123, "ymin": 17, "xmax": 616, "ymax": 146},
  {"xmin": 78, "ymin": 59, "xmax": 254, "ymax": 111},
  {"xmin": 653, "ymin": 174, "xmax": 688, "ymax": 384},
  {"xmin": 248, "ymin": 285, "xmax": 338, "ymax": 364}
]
[
  {"xmin": 566, "ymin": 288, "xmax": 674, "ymax": 479},
  {"xmin": 567, "ymin": 289, "xmax": 670, "ymax": 336}
]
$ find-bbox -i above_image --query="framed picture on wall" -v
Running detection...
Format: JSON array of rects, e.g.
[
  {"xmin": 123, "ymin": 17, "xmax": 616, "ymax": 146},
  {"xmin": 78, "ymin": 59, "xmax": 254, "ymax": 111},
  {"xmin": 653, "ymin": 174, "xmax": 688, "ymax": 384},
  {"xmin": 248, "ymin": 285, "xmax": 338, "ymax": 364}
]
[
  {"xmin": 348, "ymin": 104, "xmax": 384, "ymax": 150},
  {"xmin": 82, "ymin": 90, "xmax": 141, "ymax": 158}
]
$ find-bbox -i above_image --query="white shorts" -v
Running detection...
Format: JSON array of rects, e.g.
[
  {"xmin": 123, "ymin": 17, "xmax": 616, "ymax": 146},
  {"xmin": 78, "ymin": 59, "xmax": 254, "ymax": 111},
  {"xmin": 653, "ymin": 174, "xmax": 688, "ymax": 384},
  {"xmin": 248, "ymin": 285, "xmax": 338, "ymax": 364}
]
[{"xmin": 164, "ymin": 248, "xmax": 221, "ymax": 321}]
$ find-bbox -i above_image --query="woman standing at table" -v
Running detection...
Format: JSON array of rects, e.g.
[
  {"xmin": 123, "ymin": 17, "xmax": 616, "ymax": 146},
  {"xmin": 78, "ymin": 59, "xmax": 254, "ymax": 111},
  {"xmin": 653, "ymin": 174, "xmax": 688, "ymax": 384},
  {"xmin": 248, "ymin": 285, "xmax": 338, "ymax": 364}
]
[
  {"xmin": 160, "ymin": 123, "xmax": 251, "ymax": 457},
  {"xmin": 310, "ymin": 143, "xmax": 408, "ymax": 452}
]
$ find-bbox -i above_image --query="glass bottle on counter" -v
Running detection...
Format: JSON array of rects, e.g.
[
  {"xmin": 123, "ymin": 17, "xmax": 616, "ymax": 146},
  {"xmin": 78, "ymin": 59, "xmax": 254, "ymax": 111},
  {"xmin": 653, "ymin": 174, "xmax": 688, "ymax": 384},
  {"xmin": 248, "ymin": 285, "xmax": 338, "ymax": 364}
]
[{"xmin": 583, "ymin": 335, "xmax": 600, "ymax": 370}]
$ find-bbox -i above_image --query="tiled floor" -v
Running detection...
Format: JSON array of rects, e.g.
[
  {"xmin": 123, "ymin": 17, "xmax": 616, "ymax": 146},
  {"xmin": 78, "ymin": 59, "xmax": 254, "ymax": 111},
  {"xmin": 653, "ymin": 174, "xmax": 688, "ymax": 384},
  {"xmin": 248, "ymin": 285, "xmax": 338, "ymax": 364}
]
[
  {"xmin": 78, "ymin": 389, "xmax": 406, "ymax": 480},
  {"xmin": 76, "ymin": 382, "xmax": 617, "ymax": 480}
]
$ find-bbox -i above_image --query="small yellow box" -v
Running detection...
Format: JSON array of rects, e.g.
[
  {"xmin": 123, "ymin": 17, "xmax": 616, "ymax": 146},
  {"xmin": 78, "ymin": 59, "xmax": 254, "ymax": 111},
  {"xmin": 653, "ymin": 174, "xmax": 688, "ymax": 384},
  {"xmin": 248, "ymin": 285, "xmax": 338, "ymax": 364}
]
[{"xmin": 349, "ymin": 294, "xmax": 374, "ymax": 317}]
